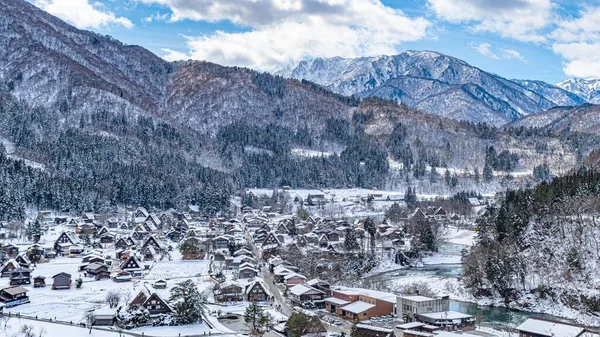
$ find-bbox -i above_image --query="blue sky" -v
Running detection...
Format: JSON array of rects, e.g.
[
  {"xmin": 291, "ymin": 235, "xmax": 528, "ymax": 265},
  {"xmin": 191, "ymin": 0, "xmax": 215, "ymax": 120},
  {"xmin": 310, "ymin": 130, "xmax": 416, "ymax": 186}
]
[{"xmin": 29, "ymin": 0, "xmax": 600, "ymax": 83}]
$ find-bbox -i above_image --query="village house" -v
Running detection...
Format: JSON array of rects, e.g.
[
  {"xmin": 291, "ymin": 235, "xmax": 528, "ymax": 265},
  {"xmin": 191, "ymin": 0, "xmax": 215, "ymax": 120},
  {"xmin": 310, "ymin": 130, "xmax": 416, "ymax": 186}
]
[
  {"xmin": 4, "ymin": 244, "xmax": 19, "ymax": 258},
  {"xmin": 1, "ymin": 260, "xmax": 20, "ymax": 277},
  {"xmin": 130, "ymin": 291, "xmax": 172, "ymax": 316},
  {"xmin": 284, "ymin": 273, "xmax": 307, "ymax": 288},
  {"xmin": 214, "ymin": 281, "xmax": 244, "ymax": 303},
  {"xmin": 238, "ymin": 264, "xmax": 258, "ymax": 279},
  {"xmin": 325, "ymin": 287, "xmax": 396, "ymax": 321},
  {"xmin": 100, "ymin": 233, "xmax": 115, "ymax": 244},
  {"xmin": 134, "ymin": 207, "xmax": 149, "ymax": 219},
  {"xmin": 212, "ymin": 235, "xmax": 231, "ymax": 249},
  {"xmin": 52, "ymin": 272, "xmax": 72, "ymax": 290},
  {"xmin": 54, "ymin": 231, "xmax": 81, "ymax": 252},
  {"xmin": 120, "ymin": 255, "xmax": 143, "ymax": 275},
  {"xmin": 112, "ymin": 271, "xmax": 132, "ymax": 283},
  {"xmin": 9, "ymin": 268, "xmax": 31, "ymax": 286},
  {"xmin": 306, "ymin": 279, "xmax": 331, "ymax": 296},
  {"xmin": 516, "ymin": 318, "xmax": 594, "ymax": 337},
  {"xmin": 289, "ymin": 284, "xmax": 327, "ymax": 307},
  {"xmin": 0, "ymin": 286, "xmax": 30, "ymax": 307},
  {"xmin": 85, "ymin": 263, "xmax": 111, "ymax": 280},
  {"xmin": 397, "ymin": 295, "xmax": 450, "ymax": 322},
  {"xmin": 416, "ymin": 311, "xmax": 475, "ymax": 329},
  {"xmin": 245, "ymin": 279, "xmax": 269, "ymax": 302}
]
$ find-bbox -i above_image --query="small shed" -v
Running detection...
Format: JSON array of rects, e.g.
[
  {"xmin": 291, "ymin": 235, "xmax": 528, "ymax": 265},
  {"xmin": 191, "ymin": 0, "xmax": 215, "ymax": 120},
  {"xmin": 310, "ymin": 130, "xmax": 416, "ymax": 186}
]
[
  {"xmin": 33, "ymin": 276, "xmax": 46, "ymax": 288},
  {"xmin": 93, "ymin": 309, "xmax": 116, "ymax": 326},
  {"xmin": 52, "ymin": 272, "xmax": 72, "ymax": 290},
  {"xmin": 153, "ymin": 279, "xmax": 167, "ymax": 289}
]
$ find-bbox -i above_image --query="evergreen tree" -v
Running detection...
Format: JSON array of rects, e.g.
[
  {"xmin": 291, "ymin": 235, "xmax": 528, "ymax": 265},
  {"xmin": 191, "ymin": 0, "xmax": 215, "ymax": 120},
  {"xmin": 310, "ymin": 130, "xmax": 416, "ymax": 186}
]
[
  {"xmin": 483, "ymin": 160, "xmax": 493, "ymax": 182},
  {"xmin": 444, "ymin": 169, "xmax": 451, "ymax": 185},
  {"xmin": 363, "ymin": 217, "xmax": 376, "ymax": 254},
  {"xmin": 244, "ymin": 302, "xmax": 272, "ymax": 336},
  {"xmin": 343, "ymin": 228, "xmax": 360, "ymax": 252},
  {"xmin": 25, "ymin": 220, "xmax": 42, "ymax": 243},
  {"xmin": 169, "ymin": 280, "xmax": 207, "ymax": 325}
]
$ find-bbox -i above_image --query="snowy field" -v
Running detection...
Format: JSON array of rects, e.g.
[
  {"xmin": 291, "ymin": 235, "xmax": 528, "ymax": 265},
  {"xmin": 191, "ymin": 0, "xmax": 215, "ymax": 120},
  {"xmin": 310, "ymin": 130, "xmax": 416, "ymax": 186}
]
[
  {"xmin": 1, "ymin": 318, "xmax": 123, "ymax": 337},
  {"xmin": 143, "ymin": 259, "xmax": 211, "ymax": 280}
]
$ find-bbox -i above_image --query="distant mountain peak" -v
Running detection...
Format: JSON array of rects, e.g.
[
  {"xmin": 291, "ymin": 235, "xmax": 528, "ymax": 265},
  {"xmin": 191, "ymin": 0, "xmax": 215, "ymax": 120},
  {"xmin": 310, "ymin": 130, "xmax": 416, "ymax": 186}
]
[
  {"xmin": 556, "ymin": 78, "xmax": 600, "ymax": 104},
  {"xmin": 277, "ymin": 52, "xmax": 585, "ymax": 125}
]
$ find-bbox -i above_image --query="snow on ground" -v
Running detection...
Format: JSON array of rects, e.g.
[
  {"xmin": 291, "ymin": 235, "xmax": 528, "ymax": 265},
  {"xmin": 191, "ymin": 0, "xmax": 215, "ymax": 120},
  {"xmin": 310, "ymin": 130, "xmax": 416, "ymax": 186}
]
[
  {"xmin": 445, "ymin": 227, "xmax": 478, "ymax": 247},
  {"xmin": 131, "ymin": 323, "xmax": 213, "ymax": 336},
  {"xmin": 143, "ymin": 259, "xmax": 210, "ymax": 280},
  {"xmin": 0, "ymin": 136, "xmax": 45, "ymax": 170},
  {"xmin": 291, "ymin": 148, "xmax": 333, "ymax": 158},
  {"xmin": 1, "ymin": 318, "xmax": 122, "ymax": 337},
  {"xmin": 386, "ymin": 270, "xmax": 473, "ymax": 303}
]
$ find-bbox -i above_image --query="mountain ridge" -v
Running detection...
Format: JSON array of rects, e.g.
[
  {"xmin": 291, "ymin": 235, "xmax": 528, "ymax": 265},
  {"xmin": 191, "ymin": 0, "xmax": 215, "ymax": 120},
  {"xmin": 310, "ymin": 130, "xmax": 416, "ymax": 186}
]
[{"xmin": 277, "ymin": 52, "xmax": 586, "ymax": 125}]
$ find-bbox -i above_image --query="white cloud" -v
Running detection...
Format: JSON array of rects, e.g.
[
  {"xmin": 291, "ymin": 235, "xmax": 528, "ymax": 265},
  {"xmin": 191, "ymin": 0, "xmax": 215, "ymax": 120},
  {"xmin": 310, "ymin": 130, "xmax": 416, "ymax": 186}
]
[
  {"xmin": 34, "ymin": 0, "xmax": 133, "ymax": 29},
  {"xmin": 142, "ymin": 0, "xmax": 430, "ymax": 70},
  {"xmin": 470, "ymin": 42, "xmax": 499, "ymax": 59},
  {"xmin": 143, "ymin": 12, "xmax": 170, "ymax": 23},
  {"xmin": 550, "ymin": 6, "xmax": 600, "ymax": 78},
  {"xmin": 500, "ymin": 48, "xmax": 524, "ymax": 61},
  {"xmin": 428, "ymin": 0, "xmax": 552, "ymax": 43},
  {"xmin": 469, "ymin": 43, "xmax": 524, "ymax": 62},
  {"xmin": 161, "ymin": 48, "xmax": 190, "ymax": 62},
  {"xmin": 552, "ymin": 43, "xmax": 600, "ymax": 78}
]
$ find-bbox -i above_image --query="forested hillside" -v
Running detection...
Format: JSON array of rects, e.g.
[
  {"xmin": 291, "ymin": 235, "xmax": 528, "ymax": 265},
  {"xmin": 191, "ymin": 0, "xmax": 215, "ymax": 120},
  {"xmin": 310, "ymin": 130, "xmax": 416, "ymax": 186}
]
[
  {"xmin": 463, "ymin": 168, "xmax": 600, "ymax": 317},
  {"xmin": 1, "ymin": 0, "xmax": 599, "ymax": 221}
]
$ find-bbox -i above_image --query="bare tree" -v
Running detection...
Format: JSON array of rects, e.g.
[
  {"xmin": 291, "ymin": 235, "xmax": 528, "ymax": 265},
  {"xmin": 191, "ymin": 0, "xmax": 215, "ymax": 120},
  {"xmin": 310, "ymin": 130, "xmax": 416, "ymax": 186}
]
[
  {"xmin": 19, "ymin": 324, "xmax": 35, "ymax": 337},
  {"xmin": 83, "ymin": 311, "xmax": 94, "ymax": 334},
  {"xmin": 0, "ymin": 315, "xmax": 9, "ymax": 330},
  {"xmin": 105, "ymin": 290, "xmax": 121, "ymax": 308},
  {"xmin": 37, "ymin": 327, "xmax": 47, "ymax": 337}
]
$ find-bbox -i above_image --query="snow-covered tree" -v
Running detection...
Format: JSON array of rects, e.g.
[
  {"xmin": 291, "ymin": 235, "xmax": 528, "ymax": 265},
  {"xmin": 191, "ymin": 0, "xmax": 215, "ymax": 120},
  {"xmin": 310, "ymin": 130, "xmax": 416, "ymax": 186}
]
[{"xmin": 169, "ymin": 280, "xmax": 206, "ymax": 325}]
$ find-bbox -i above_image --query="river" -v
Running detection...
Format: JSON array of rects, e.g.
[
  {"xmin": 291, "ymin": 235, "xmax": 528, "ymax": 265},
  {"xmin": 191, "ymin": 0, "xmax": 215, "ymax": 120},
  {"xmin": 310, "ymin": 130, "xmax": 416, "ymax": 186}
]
[{"xmin": 370, "ymin": 263, "xmax": 573, "ymax": 331}]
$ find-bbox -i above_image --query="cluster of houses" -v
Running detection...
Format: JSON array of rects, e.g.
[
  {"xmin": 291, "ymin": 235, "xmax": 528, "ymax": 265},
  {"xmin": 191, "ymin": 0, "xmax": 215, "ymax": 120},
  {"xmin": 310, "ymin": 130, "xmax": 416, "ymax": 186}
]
[{"xmin": 0, "ymin": 206, "xmax": 207, "ymax": 310}]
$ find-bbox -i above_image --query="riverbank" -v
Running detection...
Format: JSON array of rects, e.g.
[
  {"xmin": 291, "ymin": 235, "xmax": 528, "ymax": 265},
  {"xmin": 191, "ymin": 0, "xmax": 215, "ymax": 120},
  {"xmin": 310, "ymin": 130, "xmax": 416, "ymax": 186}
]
[{"xmin": 367, "ymin": 263, "xmax": 600, "ymax": 328}]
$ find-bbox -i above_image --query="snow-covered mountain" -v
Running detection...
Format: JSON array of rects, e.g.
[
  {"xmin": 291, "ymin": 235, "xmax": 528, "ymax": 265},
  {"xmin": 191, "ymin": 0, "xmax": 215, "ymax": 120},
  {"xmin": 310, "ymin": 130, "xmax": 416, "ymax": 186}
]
[
  {"xmin": 277, "ymin": 52, "xmax": 585, "ymax": 125},
  {"xmin": 510, "ymin": 104, "xmax": 600, "ymax": 135},
  {"xmin": 0, "ymin": 0, "xmax": 351, "ymax": 137},
  {"xmin": 556, "ymin": 78, "xmax": 600, "ymax": 104},
  {"xmin": 511, "ymin": 79, "xmax": 587, "ymax": 107}
]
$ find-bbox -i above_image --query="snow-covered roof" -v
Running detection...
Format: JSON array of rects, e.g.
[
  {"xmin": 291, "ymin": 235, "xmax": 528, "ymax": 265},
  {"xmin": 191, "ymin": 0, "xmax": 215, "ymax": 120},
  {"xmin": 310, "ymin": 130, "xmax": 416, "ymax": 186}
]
[
  {"xmin": 418, "ymin": 311, "xmax": 473, "ymax": 320},
  {"xmin": 341, "ymin": 301, "xmax": 375, "ymax": 314},
  {"xmin": 289, "ymin": 284, "xmax": 324, "ymax": 296},
  {"xmin": 356, "ymin": 325, "xmax": 394, "ymax": 333},
  {"xmin": 517, "ymin": 319, "xmax": 585, "ymax": 337},
  {"xmin": 306, "ymin": 278, "xmax": 330, "ymax": 287},
  {"xmin": 397, "ymin": 322, "xmax": 425, "ymax": 330},
  {"xmin": 94, "ymin": 309, "xmax": 116, "ymax": 318},
  {"xmin": 401, "ymin": 295, "xmax": 436, "ymax": 302},
  {"xmin": 284, "ymin": 273, "xmax": 307, "ymax": 280},
  {"xmin": 403, "ymin": 330, "xmax": 434, "ymax": 337},
  {"xmin": 334, "ymin": 286, "xmax": 396, "ymax": 303},
  {"xmin": 324, "ymin": 297, "xmax": 350, "ymax": 306}
]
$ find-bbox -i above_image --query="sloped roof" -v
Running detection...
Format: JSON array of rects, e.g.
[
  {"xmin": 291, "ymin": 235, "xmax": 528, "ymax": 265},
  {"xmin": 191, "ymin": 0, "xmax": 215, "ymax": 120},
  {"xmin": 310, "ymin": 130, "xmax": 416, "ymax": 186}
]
[
  {"xmin": 517, "ymin": 318, "xmax": 585, "ymax": 337},
  {"xmin": 341, "ymin": 301, "xmax": 375, "ymax": 314},
  {"xmin": 289, "ymin": 284, "xmax": 324, "ymax": 296}
]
